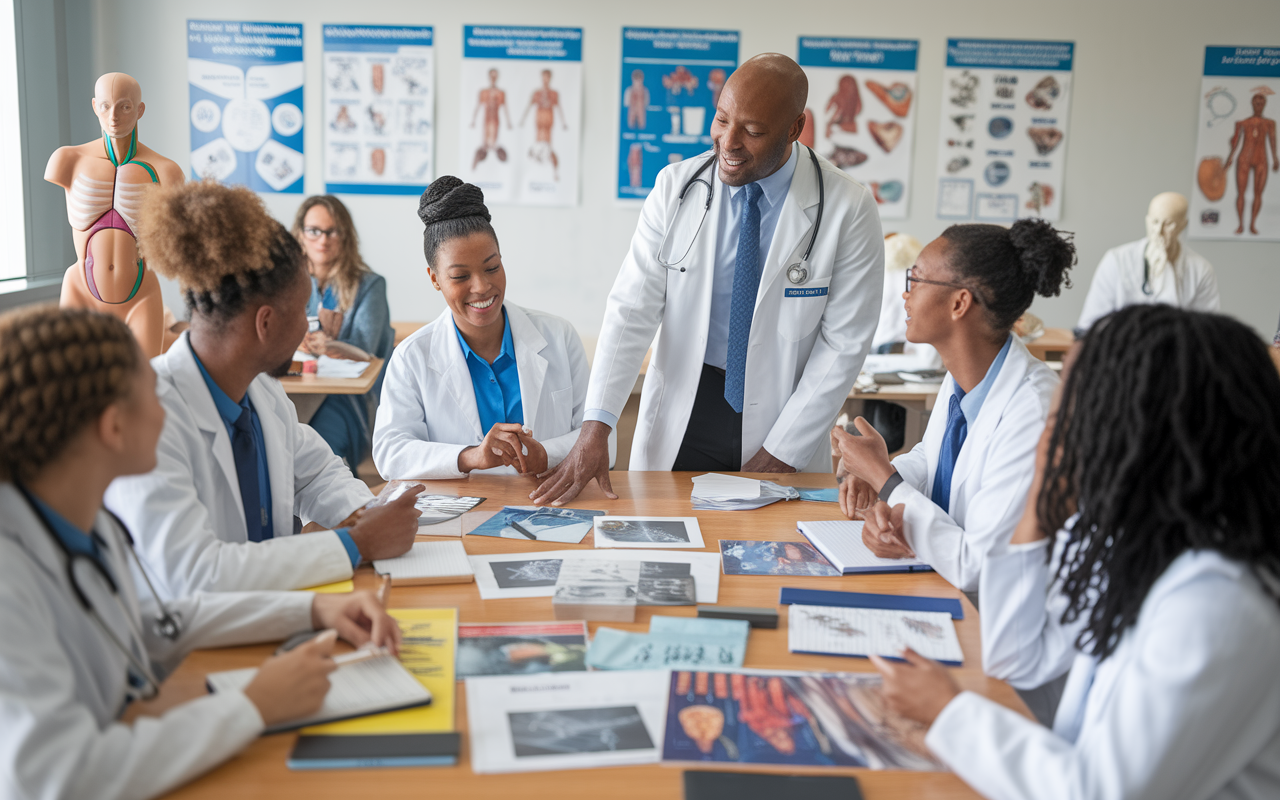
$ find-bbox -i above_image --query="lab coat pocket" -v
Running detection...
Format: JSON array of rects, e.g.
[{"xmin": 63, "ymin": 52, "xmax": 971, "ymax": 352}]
[
  {"xmin": 778, "ymin": 277, "xmax": 832, "ymax": 342},
  {"xmin": 547, "ymin": 386, "xmax": 574, "ymax": 436}
]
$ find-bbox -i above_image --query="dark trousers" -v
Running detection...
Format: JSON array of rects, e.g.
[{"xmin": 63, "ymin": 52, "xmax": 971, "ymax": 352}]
[{"xmin": 672, "ymin": 364, "xmax": 743, "ymax": 471}]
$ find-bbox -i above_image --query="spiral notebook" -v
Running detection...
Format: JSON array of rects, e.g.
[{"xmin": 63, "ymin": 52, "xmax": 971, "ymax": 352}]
[
  {"xmin": 373, "ymin": 541, "xmax": 474, "ymax": 586},
  {"xmin": 797, "ymin": 520, "xmax": 932, "ymax": 574}
]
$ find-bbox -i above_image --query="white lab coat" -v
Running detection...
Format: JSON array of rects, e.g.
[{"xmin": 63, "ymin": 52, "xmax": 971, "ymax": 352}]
[
  {"xmin": 105, "ymin": 333, "xmax": 373, "ymax": 600},
  {"xmin": 588, "ymin": 145, "xmax": 884, "ymax": 472},
  {"xmin": 0, "ymin": 483, "xmax": 315, "ymax": 800},
  {"xmin": 926, "ymin": 539, "xmax": 1280, "ymax": 800},
  {"xmin": 1076, "ymin": 238, "xmax": 1220, "ymax": 332},
  {"xmin": 886, "ymin": 338, "xmax": 1057, "ymax": 592},
  {"xmin": 372, "ymin": 302, "xmax": 605, "ymax": 480}
]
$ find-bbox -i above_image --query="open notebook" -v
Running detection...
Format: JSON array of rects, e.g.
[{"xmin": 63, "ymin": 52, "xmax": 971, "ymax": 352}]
[
  {"xmin": 373, "ymin": 541, "xmax": 474, "ymax": 586},
  {"xmin": 206, "ymin": 654, "xmax": 432, "ymax": 734},
  {"xmin": 797, "ymin": 520, "xmax": 932, "ymax": 574}
]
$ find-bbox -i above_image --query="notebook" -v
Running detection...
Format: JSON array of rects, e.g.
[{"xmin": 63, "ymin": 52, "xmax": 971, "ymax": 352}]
[
  {"xmin": 373, "ymin": 541, "xmax": 474, "ymax": 586},
  {"xmin": 207, "ymin": 654, "xmax": 432, "ymax": 734},
  {"xmin": 797, "ymin": 520, "xmax": 933, "ymax": 574},
  {"xmin": 683, "ymin": 771, "xmax": 864, "ymax": 800},
  {"xmin": 288, "ymin": 732, "xmax": 461, "ymax": 769},
  {"xmin": 778, "ymin": 587, "xmax": 964, "ymax": 620},
  {"xmin": 787, "ymin": 604, "xmax": 963, "ymax": 666}
]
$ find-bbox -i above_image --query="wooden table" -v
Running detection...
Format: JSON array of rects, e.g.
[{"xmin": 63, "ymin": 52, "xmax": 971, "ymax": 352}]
[
  {"xmin": 1023, "ymin": 327, "xmax": 1073, "ymax": 361},
  {"xmin": 279, "ymin": 358, "xmax": 384, "ymax": 396},
  {"xmin": 138, "ymin": 472, "xmax": 1024, "ymax": 800}
]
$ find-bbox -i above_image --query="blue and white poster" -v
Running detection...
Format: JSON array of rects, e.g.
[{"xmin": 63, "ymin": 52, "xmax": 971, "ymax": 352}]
[
  {"xmin": 798, "ymin": 37, "xmax": 919, "ymax": 219},
  {"xmin": 458, "ymin": 26, "xmax": 582, "ymax": 207},
  {"xmin": 934, "ymin": 39, "xmax": 1074, "ymax": 222},
  {"xmin": 617, "ymin": 28, "xmax": 739, "ymax": 201},
  {"xmin": 187, "ymin": 20, "xmax": 305, "ymax": 193},
  {"xmin": 1189, "ymin": 46, "xmax": 1280, "ymax": 241},
  {"xmin": 323, "ymin": 25, "xmax": 434, "ymax": 196}
]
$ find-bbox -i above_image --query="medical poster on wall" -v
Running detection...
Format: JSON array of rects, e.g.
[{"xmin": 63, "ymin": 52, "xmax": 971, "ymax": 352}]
[
  {"xmin": 187, "ymin": 19, "xmax": 305, "ymax": 193},
  {"xmin": 798, "ymin": 37, "xmax": 919, "ymax": 219},
  {"xmin": 933, "ymin": 39, "xmax": 1074, "ymax": 222},
  {"xmin": 617, "ymin": 28, "xmax": 739, "ymax": 201},
  {"xmin": 458, "ymin": 26, "xmax": 582, "ymax": 206},
  {"xmin": 1189, "ymin": 46, "xmax": 1280, "ymax": 241},
  {"xmin": 323, "ymin": 25, "xmax": 434, "ymax": 195}
]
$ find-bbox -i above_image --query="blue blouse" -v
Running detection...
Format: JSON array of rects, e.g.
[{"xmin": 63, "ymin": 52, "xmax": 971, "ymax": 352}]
[{"xmin": 455, "ymin": 309, "xmax": 524, "ymax": 434}]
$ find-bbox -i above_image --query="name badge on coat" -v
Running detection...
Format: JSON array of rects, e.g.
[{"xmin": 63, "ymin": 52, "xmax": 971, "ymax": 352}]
[{"xmin": 784, "ymin": 287, "xmax": 829, "ymax": 298}]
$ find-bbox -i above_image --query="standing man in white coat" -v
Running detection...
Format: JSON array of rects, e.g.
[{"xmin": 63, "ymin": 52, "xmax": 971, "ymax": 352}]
[
  {"xmin": 533, "ymin": 54, "xmax": 883, "ymax": 504},
  {"xmin": 106, "ymin": 181, "xmax": 421, "ymax": 599},
  {"xmin": 1075, "ymin": 191, "xmax": 1219, "ymax": 334}
]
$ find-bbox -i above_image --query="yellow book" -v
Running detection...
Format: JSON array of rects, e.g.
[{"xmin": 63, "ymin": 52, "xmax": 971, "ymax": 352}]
[
  {"xmin": 301, "ymin": 607, "xmax": 457, "ymax": 735},
  {"xmin": 303, "ymin": 579, "xmax": 355, "ymax": 594}
]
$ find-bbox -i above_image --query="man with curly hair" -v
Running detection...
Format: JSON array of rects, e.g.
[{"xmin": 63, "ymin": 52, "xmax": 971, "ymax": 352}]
[{"xmin": 104, "ymin": 180, "xmax": 422, "ymax": 599}]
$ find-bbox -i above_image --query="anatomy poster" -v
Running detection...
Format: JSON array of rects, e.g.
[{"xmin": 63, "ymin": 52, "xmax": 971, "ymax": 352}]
[
  {"xmin": 933, "ymin": 39, "xmax": 1074, "ymax": 222},
  {"xmin": 1189, "ymin": 47, "xmax": 1280, "ymax": 241},
  {"xmin": 798, "ymin": 37, "xmax": 919, "ymax": 219},
  {"xmin": 458, "ymin": 26, "xmax": 582, "ymax": 206},
  {"xmin": 323, "ymin": 25, "xmax": 434, "ymax": 195},
  {"xmin": 187, "ymin": 20, "xmax": 305, "ymax": 193},
  {"xmin": 617, "ymin": 28, "xmax": 739, "ymax": 201}
]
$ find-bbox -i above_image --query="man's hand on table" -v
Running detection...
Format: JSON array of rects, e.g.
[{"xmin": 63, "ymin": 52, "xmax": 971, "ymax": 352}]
[{"xmin": 530, "ymin": 420, "xmax": 617, "ymax": 506}]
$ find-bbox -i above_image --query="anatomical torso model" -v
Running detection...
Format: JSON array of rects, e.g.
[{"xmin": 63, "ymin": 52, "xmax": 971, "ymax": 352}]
[{"xmin": 44, "ymin": 73, "xmax": 184, "ymax": 357}]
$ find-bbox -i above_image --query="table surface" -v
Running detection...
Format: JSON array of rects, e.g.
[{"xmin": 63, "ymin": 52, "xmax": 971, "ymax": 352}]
[
  {"xmin": 1024, "ymin": 327, "xmax": 1073, "ymax": 360},
  {"xmin": 137, "ymin": 472, "xmax": 1025, "ymax": 800},
  {"xmin": 279, "ymin": 358, "xmax": 383, "ymax": 396}
]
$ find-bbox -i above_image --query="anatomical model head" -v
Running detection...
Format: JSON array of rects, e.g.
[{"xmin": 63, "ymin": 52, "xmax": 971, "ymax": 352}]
[
  {"xmin": 883, "ymin": 233, "xmax": 924, "ymax": 273},
  {"xmin": 92, "ymin": 73, "xmax": 145, "ymax": 138},
  {"xmin": 710, "ymin": 53, "xmax": 808, "ymax": 187},
  {"xmin": 1144, "ymin": 192, "xmax": 1188, "ymax": 280}
]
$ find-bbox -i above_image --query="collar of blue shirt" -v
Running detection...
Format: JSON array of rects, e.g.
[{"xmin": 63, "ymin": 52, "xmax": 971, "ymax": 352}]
[
  {"xmin": 191, "ymin": 346, "xmax": 253, "ymax": 424},
  {"xmin": 454, "ymin": 307, "xmax": 516, "ymax": 367},
  {"xmin": 27, "ymin": 490, "xmax": 105, "ymax": 566},
  {"xmin": 726, "ymin": 141, "xmax": 799, "ymax": 210},
  {"xmin": 955, "ymin": 333, "xmax": 1014, "ymax": 425}
]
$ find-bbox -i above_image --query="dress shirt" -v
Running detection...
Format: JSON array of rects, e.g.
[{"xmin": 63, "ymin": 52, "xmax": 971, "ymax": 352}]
[{"xmin": 455, "ymin": 309, "xmax": 524, "ymax": 434}]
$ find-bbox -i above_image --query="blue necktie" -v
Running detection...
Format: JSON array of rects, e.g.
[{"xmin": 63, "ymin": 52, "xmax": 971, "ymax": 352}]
[
  {"xmin": 231, "ymin": 406, "xmax": 269, "ymax": 542},
  {"xmin": 930, "ymin": 391, "xmax": 967, "ymax": 513},
  {"xmin": 724, "ymin": 182, "xmax": 764, "ymax": 413}
]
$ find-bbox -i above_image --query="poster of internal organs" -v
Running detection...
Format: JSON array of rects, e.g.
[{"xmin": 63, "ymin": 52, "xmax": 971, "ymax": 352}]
[
  {"xmin": 187, "ymin": 20, "xmax": 305, "ymax": 193},
  {"xmin": 617, "ymin": 28, "xmax": 739, "ymax": 201},
  {"xmin": 798, "ymin": 37, "xmax": 919, "ymax": 219},
  {"xmin": 323, "ymin": 25, "xmax": 434, "ymax": 196},
  {"xmin": 458, "ymin": 26, "xmax": 582, "ymax": 207},
  {"xmin": 1189, "ymin": 46, "xmax": 1280, "ymax": 241},
  {"xmin": 934, "ymin": 39, "xmax": 1074, "ymax": 223}
]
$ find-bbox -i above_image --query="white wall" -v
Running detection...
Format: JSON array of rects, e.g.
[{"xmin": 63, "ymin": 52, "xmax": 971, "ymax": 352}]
[{"xmin": 88, "ymin": 0, "xmax": 1280, "ymax": 338}]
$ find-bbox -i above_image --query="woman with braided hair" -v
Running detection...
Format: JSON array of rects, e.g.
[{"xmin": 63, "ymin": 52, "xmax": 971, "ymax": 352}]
[
  {"xmin": 870, "ymin": 305, "xmax": 1280, "ymax": 800},
  {"xmin": 373, "ymin": 176, "xmax": 603, "ymax": 480},
  {"xmin": 0, "ymin": 305, "xmax": 402, "ymax": 800},
  {"xmin": 104, "ymin": 180, "xmax": 421, "ymax": 600},
  {"xmin": 833, "ymin": 218, "xmax": 1075, "ymax": 595}
]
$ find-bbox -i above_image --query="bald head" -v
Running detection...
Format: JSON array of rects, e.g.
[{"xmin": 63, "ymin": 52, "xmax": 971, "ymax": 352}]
[
  {"xmin": 710, "ymin": 54, "xmax": 809, "ymax": 186},
  {"xmin": 92, "ymin": 72, "xmax": 145, "ymax": 138}
]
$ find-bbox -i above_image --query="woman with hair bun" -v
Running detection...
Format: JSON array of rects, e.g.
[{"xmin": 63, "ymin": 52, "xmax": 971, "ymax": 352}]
[
  {"xmin": 833, "ymin": 218, "xmax": 1075, "ymax": 595},
  {"xmin": 373, "ymin": 177, "xmax": 605, "ymax": 480}
]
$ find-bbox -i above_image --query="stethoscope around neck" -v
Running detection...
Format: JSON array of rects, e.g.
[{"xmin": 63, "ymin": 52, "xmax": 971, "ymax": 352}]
[
  {"xmin": 14, "ymin": 483, "xmax": 183, "ymax": 702},
  {"xmin": 656, "ymin": 144, "xmax": 825, "ymax": 287}
]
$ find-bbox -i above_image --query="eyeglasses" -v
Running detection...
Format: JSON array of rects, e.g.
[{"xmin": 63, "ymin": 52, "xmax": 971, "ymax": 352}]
[
  {"xmin": 905, "ymin": 266, "xmax": 985, "ymax": 306},
  {"xmin": 302, "ymin": 226, "xmax": 342, "ymax": 240}
]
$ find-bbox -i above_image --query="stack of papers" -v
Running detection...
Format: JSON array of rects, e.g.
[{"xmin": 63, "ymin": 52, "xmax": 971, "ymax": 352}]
[
  {"xmin": 690, "ymin": 474, "xmax": 799, "ymax": 511},
  {"xmin": 586, "ymin": 615, "xmax": 749, "ymax": 671},
  {"xmin": 552, "ymin": 559, "xmax": 641, "ymax": 622},
  {"xmin": 373, "ymin": 541, "xmax": 474, "ymax": 586},
  {"xmin": 316, "ymin": 355, "xmax": 370, "ymax": 379},
  {"xmin": 468, "ymin": 550, "xmax": 722, "ymax": 603}
]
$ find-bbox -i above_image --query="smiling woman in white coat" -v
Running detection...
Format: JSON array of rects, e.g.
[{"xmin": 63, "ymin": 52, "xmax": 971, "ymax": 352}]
[
  {"xmin": 373, "ymin": 177, "xmax": 601, "ymax": 480},
  {"xmin": 871, "ymin": 305, "xmax": 1280, "ymax": 800},
  {"xmin": 834, "ymin": 218, "xmax": 1075, "ymax": 594},
  {"xmin": 0, "ymin": 306, "xmax": 401, "ymax": 800}
]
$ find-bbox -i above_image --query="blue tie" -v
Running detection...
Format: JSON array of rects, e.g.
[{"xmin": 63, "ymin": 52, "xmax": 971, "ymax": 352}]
[
  {"xmin": 231, "ymin": 406, "xmax": 269, "ymax": 542},
  {"xmin": 930, "ymin": 391, "xmax": 967, "ymax": 513},
  {"xmin": 724, "ymin": 182, "xmax": 764, "ymax": 413}
]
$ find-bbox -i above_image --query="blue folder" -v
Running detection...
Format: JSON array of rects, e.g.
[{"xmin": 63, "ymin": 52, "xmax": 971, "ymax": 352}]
[{"xmin": 778, "ymin": 587, "xmax": 964, "ymax": 620}]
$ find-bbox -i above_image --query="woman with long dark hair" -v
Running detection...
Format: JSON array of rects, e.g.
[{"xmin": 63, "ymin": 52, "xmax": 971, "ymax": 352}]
[{"xmin": 872, "ymin": 304, "xmax": 1280, "ymax": 800}]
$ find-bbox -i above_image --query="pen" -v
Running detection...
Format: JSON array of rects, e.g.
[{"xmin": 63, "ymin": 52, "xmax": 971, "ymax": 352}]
[
  {"xmin": 377, "ymin": 573, "xmax": 392, "ymax": 607},
  {"xmin": 333, "ymin": 645, "xmax": 390, "ymax": 666},
  {"xmin": 509, "ymin": 520, "xmax": 538, "ymax": 540}
]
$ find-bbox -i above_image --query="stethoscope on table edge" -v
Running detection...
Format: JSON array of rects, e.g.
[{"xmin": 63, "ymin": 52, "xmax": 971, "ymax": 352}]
[
  {"xmin": 15, "ymin": 483, "xmax": 182, "ymax": 701},
  {"xmin": 657, "ymin": 144, "xmax": 825, "ymax": 288}
]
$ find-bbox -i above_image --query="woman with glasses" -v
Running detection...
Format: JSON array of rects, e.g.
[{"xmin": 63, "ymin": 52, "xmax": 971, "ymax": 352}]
[
  {"xmin": 0, "ymin": 305, "xmax": 400, "ymax": 800},
  {"xmin": 832, "ymin": 218, "xmax": 1074, "ymax": 596},
  {"xmin": 291, "ymin": 196, "xmax": 394, "ymax": 473}
]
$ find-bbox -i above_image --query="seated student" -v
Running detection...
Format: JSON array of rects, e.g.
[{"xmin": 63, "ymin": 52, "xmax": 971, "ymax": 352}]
[
  {"xmin": 833, "ymin": 219, "xmax": 1074, "ymax": 593},
  {"xmin": 105, "ymin": 181, "xmax": 421, "ymax": 599},
  {"xmin": 292, "ymin": 195, "xmax": 394, "ymax": 472},
  {"xmin": 374, "ymin": 176, "xmax": 602, "ymax": 480},
  {"xmin": 870, "ymin": 305, "xmax": 1280, "ymax": 800},
  {"xmin": 0, "ymin": 305, "xmax": 401, "ymax": 800}
]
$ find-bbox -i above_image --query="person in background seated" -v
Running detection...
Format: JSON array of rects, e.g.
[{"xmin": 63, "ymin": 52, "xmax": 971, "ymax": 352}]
[
  {"xmin": 291, "ymin": 195, "xmax": 394, "ymax": 473},
  {"xmin": 373, "ymin": 176, "xmax": 603, "ymax": 480},
  {"xmin": 106, "ymin": 180, "xmax": 421, "ymax": 600},
  {"xmin": 0, "ymin": 305, "xmax": 401, "ymax": 800},
  {"xmin": 872, "ymin": 305, "xmax": 1280, "ymax": 800},
  {"xmin": 834, "ymin": 219, "xmax": 1074, "ymax": 595}
]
